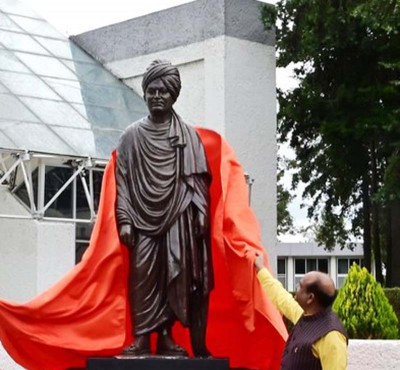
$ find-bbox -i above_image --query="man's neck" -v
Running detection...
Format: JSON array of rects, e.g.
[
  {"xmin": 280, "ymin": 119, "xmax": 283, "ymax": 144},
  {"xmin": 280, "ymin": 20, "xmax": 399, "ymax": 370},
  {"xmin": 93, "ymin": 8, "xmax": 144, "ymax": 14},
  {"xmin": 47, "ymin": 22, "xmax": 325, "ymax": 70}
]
[
  {"xmin": 303, "ymin": 305, "xmax": 325, "ymax": 316},
  {"xmin": 149, "ymin": 111, "xmax": 172, "ymax": 124}
]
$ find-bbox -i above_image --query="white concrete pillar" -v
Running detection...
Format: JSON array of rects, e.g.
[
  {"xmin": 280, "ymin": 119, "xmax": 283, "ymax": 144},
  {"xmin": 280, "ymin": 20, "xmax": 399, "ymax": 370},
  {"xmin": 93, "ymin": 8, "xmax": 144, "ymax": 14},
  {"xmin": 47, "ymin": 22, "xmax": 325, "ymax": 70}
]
[{"xmin": 287, "ymin": 256, "xmax": 295, "ymax": 291}]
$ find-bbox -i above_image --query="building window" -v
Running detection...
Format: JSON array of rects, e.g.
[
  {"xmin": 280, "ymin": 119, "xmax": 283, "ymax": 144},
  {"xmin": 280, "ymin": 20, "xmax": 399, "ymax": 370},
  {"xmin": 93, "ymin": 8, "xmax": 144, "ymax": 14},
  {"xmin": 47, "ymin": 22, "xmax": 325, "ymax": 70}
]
[
  {"xmin": 75, "ymin": 222, "xmax": 94, "ymax": 263},
  {"xmin": 294, "ymin": 258, "xmax": 329, "ymax": 287},
  {"xmin": 44, "ymin": 166, "xmax": 74, "ymax": 218},
  {"xmin": 337, "ymin": 258, "xmax": 363, "ymax": 287},
  {"xmin": 14, "ymin": 164, "xmax": 104, "ymax": 263},
  {"xmin": 277, "ymin": 258, "xmax": 287, "ymax": 289}
]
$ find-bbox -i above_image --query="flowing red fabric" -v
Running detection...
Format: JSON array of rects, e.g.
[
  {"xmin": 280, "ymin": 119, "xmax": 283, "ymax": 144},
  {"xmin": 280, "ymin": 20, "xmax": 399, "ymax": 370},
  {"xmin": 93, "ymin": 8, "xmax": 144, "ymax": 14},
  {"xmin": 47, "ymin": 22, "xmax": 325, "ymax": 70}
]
[{"xmin": 0, "ymin": 128, "xmax": 287, "ymax": 370}]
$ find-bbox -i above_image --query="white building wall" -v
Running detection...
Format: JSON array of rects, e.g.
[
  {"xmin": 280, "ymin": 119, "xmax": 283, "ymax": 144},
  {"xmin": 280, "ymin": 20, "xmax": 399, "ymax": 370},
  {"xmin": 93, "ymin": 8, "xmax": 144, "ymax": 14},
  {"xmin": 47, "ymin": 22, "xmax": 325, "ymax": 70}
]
[
  {"xmin": 36, "ymin": 221, "xmax": 75, "ymax": 294},
  {"xmin": 0, "ymin": 217, "xmax": 37, "ymax": 302},
  {"xmin": 224, "ymin": 36, "xmax": 276, "ymax": 265},
  {"xmin": 0, "ymin": 187, "xmax": 75, "ymax": 302}
]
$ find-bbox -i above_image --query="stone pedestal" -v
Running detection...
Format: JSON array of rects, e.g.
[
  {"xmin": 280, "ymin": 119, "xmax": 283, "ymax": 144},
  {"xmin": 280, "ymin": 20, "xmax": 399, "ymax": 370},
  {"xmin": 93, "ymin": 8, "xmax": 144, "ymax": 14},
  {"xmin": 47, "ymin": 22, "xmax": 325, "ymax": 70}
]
[{"xmin": 86, "ymin": 357, "xmax": 229, "ymax": 370}]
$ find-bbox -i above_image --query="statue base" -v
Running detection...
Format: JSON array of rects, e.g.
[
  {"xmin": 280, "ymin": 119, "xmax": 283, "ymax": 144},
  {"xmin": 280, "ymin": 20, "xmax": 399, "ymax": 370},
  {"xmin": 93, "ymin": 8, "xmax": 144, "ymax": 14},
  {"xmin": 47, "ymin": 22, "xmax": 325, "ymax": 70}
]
[{"xmin": 85, "ymin": 356, "xmax": 229, "ymax": 370}]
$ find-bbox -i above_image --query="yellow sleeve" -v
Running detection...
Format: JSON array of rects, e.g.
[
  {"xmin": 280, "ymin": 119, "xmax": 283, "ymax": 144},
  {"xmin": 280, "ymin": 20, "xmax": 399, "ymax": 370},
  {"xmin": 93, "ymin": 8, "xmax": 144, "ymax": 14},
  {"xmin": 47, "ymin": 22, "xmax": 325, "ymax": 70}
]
[
  {"xmin": 257, "ymin": 267, "xmax": 303, "ymax": 324},
  {"xmin": 312, "ymin": 331, "xmax": 347, "ymax": 370}
]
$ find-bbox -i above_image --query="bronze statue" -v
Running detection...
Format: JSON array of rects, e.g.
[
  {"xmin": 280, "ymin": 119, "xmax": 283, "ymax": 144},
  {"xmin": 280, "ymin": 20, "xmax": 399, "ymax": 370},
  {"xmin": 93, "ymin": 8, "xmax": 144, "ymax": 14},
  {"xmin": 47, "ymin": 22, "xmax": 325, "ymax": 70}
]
[{"xmin": 115, "ymin": 60, "xmax": 213, "ymax": 357}]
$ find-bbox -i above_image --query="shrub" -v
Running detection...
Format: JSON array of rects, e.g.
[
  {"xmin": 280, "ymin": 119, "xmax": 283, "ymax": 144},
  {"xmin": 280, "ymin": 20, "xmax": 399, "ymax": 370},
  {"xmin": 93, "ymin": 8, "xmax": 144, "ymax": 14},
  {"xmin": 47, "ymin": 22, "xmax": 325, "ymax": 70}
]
[
  {"xmin": 384, "ymin": 287, "xmax": 400, "ymax": 338},
  {"xmin": 333, "ymin": 263, "xmax": 399, "ymax": 339}
]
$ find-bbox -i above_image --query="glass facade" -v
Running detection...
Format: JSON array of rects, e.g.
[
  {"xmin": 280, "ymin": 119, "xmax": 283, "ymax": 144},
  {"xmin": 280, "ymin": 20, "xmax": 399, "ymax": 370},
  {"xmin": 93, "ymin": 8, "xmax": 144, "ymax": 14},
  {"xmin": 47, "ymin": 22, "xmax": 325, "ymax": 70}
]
[
  {"xmin": 0, "ymin": 0, "xmax": 148, "ymax": 262},
  {"xmin": 0, "ymin": 0, "xmax": 148, "ymax": 160}
]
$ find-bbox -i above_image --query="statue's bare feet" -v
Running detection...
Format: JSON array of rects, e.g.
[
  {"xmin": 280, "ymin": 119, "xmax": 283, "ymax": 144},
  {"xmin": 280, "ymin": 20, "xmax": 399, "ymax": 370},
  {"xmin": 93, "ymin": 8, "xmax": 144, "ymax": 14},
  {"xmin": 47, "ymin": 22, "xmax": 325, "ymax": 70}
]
[
  {"xmin": 193, "ymin": 347, "xmax": 212, "ymax": 358},
  {"xmin": 156, "ymin": 332, "xmax": 188, "ymax": 357},
  {"xmin": 121, "ymin": 335, "xmax": 151, "ymax": 356}
]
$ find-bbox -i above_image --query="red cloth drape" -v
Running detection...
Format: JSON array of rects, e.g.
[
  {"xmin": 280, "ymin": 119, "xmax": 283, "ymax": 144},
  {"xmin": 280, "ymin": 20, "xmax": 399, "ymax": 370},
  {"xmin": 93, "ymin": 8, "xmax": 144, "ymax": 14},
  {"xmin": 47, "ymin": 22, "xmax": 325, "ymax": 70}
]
[{"xmin": 0, "ymin": 128, "xmax": 287, "ymax": 370}]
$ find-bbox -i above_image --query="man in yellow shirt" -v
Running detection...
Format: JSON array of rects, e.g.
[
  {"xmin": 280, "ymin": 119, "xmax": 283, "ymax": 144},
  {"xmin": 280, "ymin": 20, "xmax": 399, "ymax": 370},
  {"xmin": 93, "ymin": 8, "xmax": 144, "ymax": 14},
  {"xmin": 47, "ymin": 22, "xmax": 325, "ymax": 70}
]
[{"xmin": 254, "ymin": 253, "xmax": 348, "ymax": 370}]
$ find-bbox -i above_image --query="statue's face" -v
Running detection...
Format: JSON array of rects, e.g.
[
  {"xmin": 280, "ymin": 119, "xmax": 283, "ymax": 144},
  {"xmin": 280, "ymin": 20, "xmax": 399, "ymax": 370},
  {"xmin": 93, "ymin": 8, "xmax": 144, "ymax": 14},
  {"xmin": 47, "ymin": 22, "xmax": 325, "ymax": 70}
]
[{"xmin": 144, "ymin": 78, "xmax": 175, "ymax": 116}]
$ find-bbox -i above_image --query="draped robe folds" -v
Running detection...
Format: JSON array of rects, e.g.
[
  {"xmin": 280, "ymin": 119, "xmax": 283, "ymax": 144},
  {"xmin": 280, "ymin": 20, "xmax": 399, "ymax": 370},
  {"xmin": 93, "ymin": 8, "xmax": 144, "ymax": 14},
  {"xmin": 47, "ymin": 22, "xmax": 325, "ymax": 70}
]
[{"xmin": 115, "ymin": 114, "xmax": 213, "ymax": 335}]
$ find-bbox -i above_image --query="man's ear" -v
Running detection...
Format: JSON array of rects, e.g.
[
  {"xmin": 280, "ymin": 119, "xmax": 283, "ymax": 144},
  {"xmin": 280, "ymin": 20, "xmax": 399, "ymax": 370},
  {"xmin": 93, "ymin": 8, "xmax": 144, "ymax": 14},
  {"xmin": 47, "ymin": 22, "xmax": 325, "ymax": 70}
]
[{"xmin": 307, "ymin": 292, "xmax": 315, "ymax": 305}]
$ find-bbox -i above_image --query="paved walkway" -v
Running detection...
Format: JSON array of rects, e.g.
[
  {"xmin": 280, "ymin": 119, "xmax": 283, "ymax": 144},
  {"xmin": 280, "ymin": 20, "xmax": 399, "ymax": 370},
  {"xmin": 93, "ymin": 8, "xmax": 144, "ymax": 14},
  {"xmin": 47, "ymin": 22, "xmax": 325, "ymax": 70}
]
[{"xmin": 2, "ymin": 340, "xmax": 400, "ymax": 369}]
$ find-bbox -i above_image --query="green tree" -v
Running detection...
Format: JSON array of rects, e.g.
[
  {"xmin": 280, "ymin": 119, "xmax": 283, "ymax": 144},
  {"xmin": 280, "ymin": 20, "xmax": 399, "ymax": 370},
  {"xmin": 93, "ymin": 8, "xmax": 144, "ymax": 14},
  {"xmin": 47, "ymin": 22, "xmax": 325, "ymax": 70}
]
[
  {"xmin": 262, "ymin": 0, "xmax": 400, "ymax": 284},
  {"xmin": 277, "ymin": 155, "xmax": 295, "ymax": 236}
]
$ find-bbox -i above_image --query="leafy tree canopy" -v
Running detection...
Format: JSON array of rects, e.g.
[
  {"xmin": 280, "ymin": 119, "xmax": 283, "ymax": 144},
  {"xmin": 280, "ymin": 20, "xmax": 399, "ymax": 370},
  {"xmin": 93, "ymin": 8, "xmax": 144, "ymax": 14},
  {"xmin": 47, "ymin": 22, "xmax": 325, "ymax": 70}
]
[{"xmin": 262, "ymin": 0, "xmax": 400, "ymax": 258}]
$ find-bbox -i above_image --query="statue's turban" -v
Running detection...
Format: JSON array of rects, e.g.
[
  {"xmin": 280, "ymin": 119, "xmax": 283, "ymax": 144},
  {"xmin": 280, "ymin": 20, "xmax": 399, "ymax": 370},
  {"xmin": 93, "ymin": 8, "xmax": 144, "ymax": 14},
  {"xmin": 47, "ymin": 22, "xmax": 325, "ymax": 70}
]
[{"xmin": 142, "ymin": 60, "xmax": 181, "ymax": 101}]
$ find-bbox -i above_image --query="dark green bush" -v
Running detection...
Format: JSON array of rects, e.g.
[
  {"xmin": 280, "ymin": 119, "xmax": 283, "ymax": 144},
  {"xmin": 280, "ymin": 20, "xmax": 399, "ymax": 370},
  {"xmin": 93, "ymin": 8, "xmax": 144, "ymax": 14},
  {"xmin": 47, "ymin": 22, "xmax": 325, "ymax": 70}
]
[
  {"xmin": 333, "ymin": 264, "xmax": 399, "ymax": 339},
  {"xmin": 384, "ymin": 287, "xmax": 400, "ymax": 338}
]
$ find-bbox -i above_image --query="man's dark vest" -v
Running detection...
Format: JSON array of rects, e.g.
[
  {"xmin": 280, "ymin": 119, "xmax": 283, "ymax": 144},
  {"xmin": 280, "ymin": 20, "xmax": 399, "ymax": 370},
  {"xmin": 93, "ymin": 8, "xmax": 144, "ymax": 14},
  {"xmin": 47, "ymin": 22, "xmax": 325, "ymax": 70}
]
[{"xmin": 281, "ymin": 308, "xmax": 348, "ymax": 370}]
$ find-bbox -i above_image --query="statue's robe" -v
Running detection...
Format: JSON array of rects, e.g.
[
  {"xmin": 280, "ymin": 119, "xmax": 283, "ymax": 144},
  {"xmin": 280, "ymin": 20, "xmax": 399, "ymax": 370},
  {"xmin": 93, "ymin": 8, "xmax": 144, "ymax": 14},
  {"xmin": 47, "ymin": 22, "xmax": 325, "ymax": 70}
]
[
  {"xmin": 0, "ymin": 128, "xmax": 287, "ymax": 370},
  {"xmin": 115, "ymin": 115, "xmax": 213, "ymax": 334}
]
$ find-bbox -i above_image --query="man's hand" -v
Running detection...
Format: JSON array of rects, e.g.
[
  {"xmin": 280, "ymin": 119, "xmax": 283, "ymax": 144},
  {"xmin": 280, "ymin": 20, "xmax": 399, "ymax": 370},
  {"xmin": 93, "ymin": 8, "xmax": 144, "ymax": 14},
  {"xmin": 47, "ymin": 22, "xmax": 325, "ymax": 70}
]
[
  {"xmin": 254, "ymin": 253, "xmax": 266, "ymax": 272},
  {"xmin": 119, "ymin": 224, "xmax": 134, "ymax": 248}
]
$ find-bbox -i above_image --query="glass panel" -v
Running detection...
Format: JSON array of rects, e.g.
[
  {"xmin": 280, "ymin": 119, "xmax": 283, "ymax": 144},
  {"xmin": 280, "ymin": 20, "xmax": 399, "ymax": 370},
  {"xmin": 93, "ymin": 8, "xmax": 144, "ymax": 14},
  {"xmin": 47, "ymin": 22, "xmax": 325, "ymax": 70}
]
[
  {"xmin": 0, "ymin": 70, "xmax": 61, "ymax": 99},
  {"xmin": 76, "ymin": 173, "xmax": 90, "ymax": 220},
  {"xmin": 92, "ymin": 170, "xmax": 103, "ymax": 211},
  {"xmin": 44, "ymin": 166, "xmax": 73, "ymax": 218},
  {"xmin": 70, "ymin": 103, "xmax": 87, "ymax": 117},
  {"xmin": 277, "ymin": 258, "xmax": 286, "ymax": 275},
  {"xmin": 73, "ymin": 103, "xmax": 131, "ymax": 130},
  {"xmin": 20, "ymin": 98, "xmax": 90, "ymax": 128},
  {"xmin": 9, "ymin": 15, "xmax": 64, "ymax": 39},
  {"xmin": 34, "ymin": 37, "xmax": 95, "ymax": 63},
  {"xmin": 91, "ymin": 129, "xmax": 123, "ymax": 159},
  {"xmin": 0, "ymin": 49, "xmax": 30, "ymax": 72},
  {"xmin": 0, "ymin": 130, "xmax": 16, "ymax": 148},
  {"xmin": 14, "ymin": 167, "xmax": 38, "ymax": 207},
  {"xmin": 337, "ymin": 276, "xmax": 347, "ymax": 288},
  {"xmin": 0, "ymin": 0, "xmax": 43, "ymax": 18},
  {"xmin": 80, "ymin": 83, "xmax": 128, "ymax": 108},
  {"xmin": 295, "ymin": 258, "xmax": 305, "ymax": 274},
  {"xmin": 50, "ymin": 127, "xmax": 96, "ymax": 157},
  {"xmin": 122, "ymin": 87, "xmax": 148, "ymax": 111},
  {"xmin": 0, "ymin": 31, "xmax": 49, "ymax": 54},
  {"xmin": 78, "ymin": 83, "xmax": 146, "ymax": 118},
  {"xmin": 338, "ymin": 258, "xmax": 349, "ymax": 274},
  {"xmin": 14, "ymin": 53, "xmax": 77, "ymax": 79},
  {"xmin": 43, "ymin": 77, "xmax": 84, "ymax": 104},
  {"xmin": 318, "ymin": 258, "xmax": 329, "ymax": 273},
  {"xmin": 64, "ymin": 61, "xmax": 117, "ymax": 84},
  {"xmin": 2, "ymin": 122, "xmax": 77, "ymax": 154},
  {"xmin": 0, "ymin": 94, "xmax": 39, "ymax": 122},
  {"xmin": 76, "ymin": 241, "xmax": 89, "ymax": 264},
  {"xmin": 306, "ymin": 259, "xmax": 316, "ymax": 272},
  {"xmin": 68, "ymin": 43, "xmax": 97, "ymax": 64},
  {"xmin": 0, "ymin": 12, "xmax": 23, "ymax": 31},
  {"xmin": 75, "ymin": 222, "xmax": 94, "ymax": 263}
]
